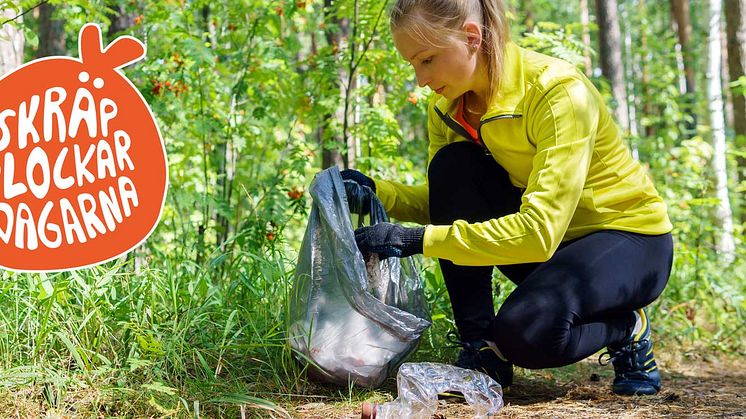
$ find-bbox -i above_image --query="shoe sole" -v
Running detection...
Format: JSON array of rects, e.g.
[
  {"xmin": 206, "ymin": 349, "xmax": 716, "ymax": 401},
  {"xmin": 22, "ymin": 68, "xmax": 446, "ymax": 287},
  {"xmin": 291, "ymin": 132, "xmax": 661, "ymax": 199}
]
[{"xmin": 613, "ymin": 384, "xmax": 660, "ymax": 396}]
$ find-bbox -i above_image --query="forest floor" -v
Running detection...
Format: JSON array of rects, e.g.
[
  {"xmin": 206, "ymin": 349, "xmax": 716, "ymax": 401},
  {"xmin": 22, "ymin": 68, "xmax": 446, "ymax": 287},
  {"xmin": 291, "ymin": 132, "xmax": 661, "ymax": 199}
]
[
  {"xmin": 288, "ymin": 352, "xmax": 746, "ymax": 418},
  {"xmin": 0, "ymin": 351, "xmax": 743, "ymax": 417}
]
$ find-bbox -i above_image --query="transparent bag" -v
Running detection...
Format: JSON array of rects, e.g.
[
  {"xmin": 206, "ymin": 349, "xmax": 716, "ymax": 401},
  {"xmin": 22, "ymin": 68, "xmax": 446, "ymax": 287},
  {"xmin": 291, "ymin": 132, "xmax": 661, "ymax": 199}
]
[
  {"xmin": 289, "ymin": 167, "xmax": 431, "ymax": 388},
  {"xmin": 362, "ymin": 362, "xmax": 504, "ymax": 419}
]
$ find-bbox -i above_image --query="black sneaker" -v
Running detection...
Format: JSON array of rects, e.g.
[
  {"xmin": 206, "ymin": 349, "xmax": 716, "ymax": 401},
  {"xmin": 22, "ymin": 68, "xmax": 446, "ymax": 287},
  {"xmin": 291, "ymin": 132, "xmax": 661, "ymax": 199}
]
[
  {"xmin": 599, "ymin": 308, "xmax": 661, "ymax": 395},
  {"xmin": 447, "ymin": 331, "xmax": 513, "ymax": 389}
]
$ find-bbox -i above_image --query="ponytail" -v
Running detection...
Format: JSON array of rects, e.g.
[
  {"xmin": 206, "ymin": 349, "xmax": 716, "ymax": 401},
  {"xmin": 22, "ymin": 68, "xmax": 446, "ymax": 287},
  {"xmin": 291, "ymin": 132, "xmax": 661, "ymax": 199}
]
[{"xmin": 478, "ymin": 0, "xmax": 510, "ymax": 102}]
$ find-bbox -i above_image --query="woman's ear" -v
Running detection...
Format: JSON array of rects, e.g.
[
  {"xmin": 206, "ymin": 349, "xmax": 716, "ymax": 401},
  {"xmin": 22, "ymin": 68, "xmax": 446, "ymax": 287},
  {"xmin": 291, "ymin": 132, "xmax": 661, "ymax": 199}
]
[{"xmin": 462, "ymin": 21, "xmax": 482, "ymax": 52}]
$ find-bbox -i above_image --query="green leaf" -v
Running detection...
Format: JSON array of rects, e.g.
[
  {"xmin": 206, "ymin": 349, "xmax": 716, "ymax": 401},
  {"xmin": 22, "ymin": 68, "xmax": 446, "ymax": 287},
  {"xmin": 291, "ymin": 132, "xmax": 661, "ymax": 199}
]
[
  {"xmin": 23, "ymin": 25, "xmax": 38, "ymax": 49},
  {"xmin": 53, "ymin": 332, "xmax": 88, "ymax": 372},
  {"xmin": 142, "ymin": 382, "xmax": 178, "ymax": 396},
  {"xmin": 209, "ymin": 393, "xmax": 289, "ymax": 417},
  {"xmin": 37, "ymin": 274, "xmax": 54, "ymax": 301}
]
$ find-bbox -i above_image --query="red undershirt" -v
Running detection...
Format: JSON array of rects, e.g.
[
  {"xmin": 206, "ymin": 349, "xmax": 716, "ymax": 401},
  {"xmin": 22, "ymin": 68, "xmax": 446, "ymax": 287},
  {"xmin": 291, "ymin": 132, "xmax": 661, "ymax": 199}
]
[{"xmin": 454, "ymin": 96, "xmax": 482, "ymax": 145}]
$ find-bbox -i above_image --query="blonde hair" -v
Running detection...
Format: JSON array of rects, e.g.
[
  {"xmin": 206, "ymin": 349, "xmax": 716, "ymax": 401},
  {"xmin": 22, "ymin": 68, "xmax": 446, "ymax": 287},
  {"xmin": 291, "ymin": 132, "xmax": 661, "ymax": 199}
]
[{"xmin": 390, "ymin": 0, "xmax": 510, "ymax": 101}]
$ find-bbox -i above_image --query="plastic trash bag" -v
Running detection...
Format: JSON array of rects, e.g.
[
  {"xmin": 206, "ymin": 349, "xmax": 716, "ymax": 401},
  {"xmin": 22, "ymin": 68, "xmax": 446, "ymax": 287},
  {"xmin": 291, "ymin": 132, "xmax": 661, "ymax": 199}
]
[
  {"xmin": 361, "ymin": 362, "xmax": 504, "ymax": 419},
  {"xmin": 289, "ymin": 167, "xmax": 431, "ymax": 388}
]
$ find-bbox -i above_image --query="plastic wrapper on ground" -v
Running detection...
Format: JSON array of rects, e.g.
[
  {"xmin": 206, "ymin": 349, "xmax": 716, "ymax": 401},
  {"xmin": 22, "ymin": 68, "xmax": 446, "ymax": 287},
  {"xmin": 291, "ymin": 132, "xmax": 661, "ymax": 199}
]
[
  {"xmin": 289, "ymin": 167, "xmax": 431, "ymax": 388},
  {"xmin": 364, "ymin": 362, "xmax": 504, "ymax": 418}
]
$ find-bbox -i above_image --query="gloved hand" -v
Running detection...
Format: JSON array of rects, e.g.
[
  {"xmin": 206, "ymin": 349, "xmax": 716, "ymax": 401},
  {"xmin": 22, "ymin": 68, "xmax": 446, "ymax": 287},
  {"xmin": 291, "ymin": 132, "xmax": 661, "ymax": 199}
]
[
  {"xmin": 355, "ymin": 222, "xmax": 425, "ymax": 259},
  {"xmin": 341, "ymin": 169, "xmax": 376, "ymax": 215}
]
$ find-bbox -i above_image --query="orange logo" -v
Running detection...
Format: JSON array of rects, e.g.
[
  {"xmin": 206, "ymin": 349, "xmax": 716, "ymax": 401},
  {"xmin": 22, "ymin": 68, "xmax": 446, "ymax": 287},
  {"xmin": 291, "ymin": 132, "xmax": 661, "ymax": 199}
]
[{"xmin": 0, "ymin": 24, "xmax": 168, "ymax": 271}]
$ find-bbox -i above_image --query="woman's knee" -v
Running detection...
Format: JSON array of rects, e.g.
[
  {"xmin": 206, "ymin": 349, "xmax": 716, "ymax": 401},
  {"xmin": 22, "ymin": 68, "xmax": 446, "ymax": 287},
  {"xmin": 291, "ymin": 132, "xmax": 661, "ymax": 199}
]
[{"xmin": 492, "ymin": 298, "xmax": 571, "ymax": 369}]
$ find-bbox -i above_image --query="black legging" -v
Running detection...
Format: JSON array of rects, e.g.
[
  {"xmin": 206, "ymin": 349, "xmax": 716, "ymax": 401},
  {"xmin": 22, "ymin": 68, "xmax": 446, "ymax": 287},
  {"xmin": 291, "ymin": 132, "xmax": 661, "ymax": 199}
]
[{"xmin": 428, "ymin": 142, "xmax": 673, "ymax": 369}]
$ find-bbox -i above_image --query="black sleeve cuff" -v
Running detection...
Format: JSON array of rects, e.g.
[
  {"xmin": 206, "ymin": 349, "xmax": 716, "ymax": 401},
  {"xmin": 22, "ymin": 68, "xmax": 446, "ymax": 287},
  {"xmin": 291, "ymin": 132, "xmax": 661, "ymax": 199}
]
[{"xmin": 401, "ymin": 226, "xmax": 425, "ymax": 257}]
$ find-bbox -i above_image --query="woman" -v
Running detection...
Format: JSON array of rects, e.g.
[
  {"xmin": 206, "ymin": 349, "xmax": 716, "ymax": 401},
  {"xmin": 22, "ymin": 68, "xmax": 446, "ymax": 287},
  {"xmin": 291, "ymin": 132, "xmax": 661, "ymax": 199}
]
[{"xmin": 342, "ymin": 0, "xmax": 673, "ymax": 396}]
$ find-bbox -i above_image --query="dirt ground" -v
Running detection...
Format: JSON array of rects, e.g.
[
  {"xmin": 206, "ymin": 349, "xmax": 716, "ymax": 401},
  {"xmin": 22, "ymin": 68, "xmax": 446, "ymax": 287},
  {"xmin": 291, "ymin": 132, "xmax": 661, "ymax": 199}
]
[{"xmin": 289, "ymin": 355, "xmax": 746, "ymax": 418}]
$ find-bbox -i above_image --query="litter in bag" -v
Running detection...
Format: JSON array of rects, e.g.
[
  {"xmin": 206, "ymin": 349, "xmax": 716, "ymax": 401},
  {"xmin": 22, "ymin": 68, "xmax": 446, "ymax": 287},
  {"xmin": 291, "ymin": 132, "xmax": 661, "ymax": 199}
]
[{"xmin": 289, "ymin": 167, "xmax": 431, "ymax": 388}]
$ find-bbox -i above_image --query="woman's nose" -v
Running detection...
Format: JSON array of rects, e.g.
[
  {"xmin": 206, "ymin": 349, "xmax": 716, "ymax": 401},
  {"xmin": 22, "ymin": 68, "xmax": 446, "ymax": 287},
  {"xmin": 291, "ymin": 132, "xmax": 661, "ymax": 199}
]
[{"xmin": 414, "ymin": 68, "xmax": 429, "ymax": 88}]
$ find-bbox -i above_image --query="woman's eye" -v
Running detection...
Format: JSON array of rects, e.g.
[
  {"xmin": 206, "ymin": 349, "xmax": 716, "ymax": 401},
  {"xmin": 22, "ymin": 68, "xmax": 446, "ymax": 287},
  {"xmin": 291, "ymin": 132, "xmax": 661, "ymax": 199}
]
[{"xmin": 422, "ymin": 57, "xmax": 433, "ymax": 65}]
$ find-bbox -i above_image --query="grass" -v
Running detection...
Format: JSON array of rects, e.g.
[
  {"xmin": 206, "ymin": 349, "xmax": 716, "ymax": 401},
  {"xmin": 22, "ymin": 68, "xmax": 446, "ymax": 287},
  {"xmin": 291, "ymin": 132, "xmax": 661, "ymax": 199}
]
[
  {"xmin": 0, "ymin": 233, "xmax": 743, "ymax": 417},
  {"xmin": 0, "ymin": 249, "xmax": 303, "ymax": 417}
]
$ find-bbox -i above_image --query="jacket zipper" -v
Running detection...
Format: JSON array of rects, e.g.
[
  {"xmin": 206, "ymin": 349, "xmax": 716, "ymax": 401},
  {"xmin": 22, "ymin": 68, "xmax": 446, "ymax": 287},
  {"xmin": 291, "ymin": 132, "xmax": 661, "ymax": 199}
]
[
  {"xmin": 477, "ymin": 114, "xmax": 522, "ymax": 147},
  {"xmin": 434, "ymin": 107, "xmax": 475, "ymax": 144},
  {"xmin": 435, "ymin": 106, "xmax": 523, "ymax": 153}
]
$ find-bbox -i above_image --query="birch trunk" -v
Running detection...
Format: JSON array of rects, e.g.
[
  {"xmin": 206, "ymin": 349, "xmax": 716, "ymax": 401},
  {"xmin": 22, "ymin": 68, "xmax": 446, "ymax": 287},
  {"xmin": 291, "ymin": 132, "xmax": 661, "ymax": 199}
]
[
  {"xmin": 706, "ymin": 0, "xmax": 736, "ymax": 263},
  {"xmin": 0, "ymin": 9, "xmax": 24, "ymax": 75},
  {"xmin": 722, "ymin": 16, "xmax": 734, "ymax": 129}
]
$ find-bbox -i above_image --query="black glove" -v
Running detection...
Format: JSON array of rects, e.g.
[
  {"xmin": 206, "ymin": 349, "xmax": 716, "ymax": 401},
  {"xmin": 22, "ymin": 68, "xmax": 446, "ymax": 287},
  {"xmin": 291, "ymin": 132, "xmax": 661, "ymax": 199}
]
[
  {"xmin": 341, "ymin": 169, "xmax": 376, "ymax": 215},
  {"xmin": 355, "ymin": 222, "xmax": 425, "ymax": 259}
]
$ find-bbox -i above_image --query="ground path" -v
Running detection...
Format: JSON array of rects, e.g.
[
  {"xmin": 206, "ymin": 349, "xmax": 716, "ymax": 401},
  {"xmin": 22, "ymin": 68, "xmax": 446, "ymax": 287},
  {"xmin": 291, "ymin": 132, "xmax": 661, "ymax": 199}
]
[{"xmin": 289, "ymin": 355, "xmax": 745, "ymax": 418}]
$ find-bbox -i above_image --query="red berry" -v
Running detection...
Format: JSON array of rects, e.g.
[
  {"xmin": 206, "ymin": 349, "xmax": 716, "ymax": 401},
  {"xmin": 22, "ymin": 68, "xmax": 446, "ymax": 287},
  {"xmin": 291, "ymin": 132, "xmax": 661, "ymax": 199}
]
[{"xmin": 287, "ymin": 186, "xmax": 304, "ymax": 200}]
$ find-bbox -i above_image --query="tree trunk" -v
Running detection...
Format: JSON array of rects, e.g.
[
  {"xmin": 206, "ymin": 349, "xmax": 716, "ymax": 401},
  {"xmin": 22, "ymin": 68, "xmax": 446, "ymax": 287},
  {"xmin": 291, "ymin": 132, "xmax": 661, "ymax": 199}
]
[
  {"xmin": 721, "ymin": 16, "xmax": 734, "ymax": 129},
  {"xmin": 321, "ymin": 0, "xmax": 349, "ymax": 169},
  {"xmin": 107, "ymin": 3, "xmax": 138, "ymax": 36},
  {"xmin": 724, "ymin": 0, "xmax": 746, "ymax": 204},
  {"xmin": 202, "ymin": 5, "xmax": 230, "ymax": 254},
  {"xmin": 580, "ymin": 0, "xmax": 593, "ymax": 77},
  {"xmin": 349, "ymin": 73, "xmax": 360, "ymax": 168},
  {"xmin": 637, "ymin": 0, "xmax": 655, "ymax": 138},
  {"xmin": 621, "ymin": 0, "xmax": 639, "ymax": 148},
  {"xmin": 706, "ymin": 0, "xmax": 736, "ymax": 263},
  {"xmin": 670, "ymin": 5, "xmax": 688, "ymax": 95},
  {"xmin": 670, "ymin": 1, "xmax": 695, "ymax": 92},
  {"xmin": 725, "ymin": 0, "xmax": 746, "ymax": 136},
  {"xmin": 595, "ymin": 0, "xmax": 630, "ymax": 133},
  {"xmin": 36, "ymin": 2, "xmax": 66, "ymax": 58},
  {"xmin": 671, "ymin": 0, "xmax": 698, "ymax": 135},
  {"xmin": 0, "ymin": 9, "xmax": 24, "ymax": 75}
]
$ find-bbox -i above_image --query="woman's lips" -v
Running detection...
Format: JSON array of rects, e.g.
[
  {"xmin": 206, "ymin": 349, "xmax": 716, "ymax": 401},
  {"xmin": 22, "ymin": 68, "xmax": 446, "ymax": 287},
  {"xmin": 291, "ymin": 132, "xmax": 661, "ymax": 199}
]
[{"xmin": 435, "ymin": 86, "xmax": 444, "ymax": 94}]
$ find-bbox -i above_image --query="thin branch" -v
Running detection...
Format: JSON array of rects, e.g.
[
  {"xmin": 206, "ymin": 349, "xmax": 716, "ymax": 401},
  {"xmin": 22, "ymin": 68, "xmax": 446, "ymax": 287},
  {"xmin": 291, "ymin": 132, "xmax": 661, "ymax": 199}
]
[
  {"xmin": 341, "ymin": 0, "xmax": 388, "ymax": 148},
  {"xmin": 350, "ymin": 0, "xmax": 387, "ymax": 75},
  {"xmin": 340, "ymin": 0, "xmax": 388, "ymax": 91},
  {"xmin": 341, "ymin": 0, "xmax": 360, "ymax": 152},
  {"xmin": 349, "ymin": 0, "xmax": 358, "ymax": 68},
  {"xmin": 0, "ymin": 0, "xmax": 49, "ymax": 26}
]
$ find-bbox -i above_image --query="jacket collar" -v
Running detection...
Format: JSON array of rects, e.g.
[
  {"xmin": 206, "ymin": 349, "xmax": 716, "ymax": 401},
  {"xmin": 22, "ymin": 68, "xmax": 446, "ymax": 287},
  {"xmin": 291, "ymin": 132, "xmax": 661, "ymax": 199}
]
[{"xmin": 434, "ymin": 42, "xmax": 525, "ymax": 119}]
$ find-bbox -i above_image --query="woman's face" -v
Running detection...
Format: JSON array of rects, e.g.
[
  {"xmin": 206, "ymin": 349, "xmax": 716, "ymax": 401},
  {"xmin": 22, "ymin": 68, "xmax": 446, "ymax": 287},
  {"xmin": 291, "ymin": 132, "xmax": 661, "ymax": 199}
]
[{"xmin": 393, "ymin": 27, "xmax": 479, "ymax": 100}]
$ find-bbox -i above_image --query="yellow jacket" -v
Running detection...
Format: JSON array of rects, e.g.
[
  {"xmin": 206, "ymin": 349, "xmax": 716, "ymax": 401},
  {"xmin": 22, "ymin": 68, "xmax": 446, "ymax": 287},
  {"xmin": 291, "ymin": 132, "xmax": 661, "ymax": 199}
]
[{"xmin": 374, "ymin": 42, "xmax": 672, "ymax": 266}]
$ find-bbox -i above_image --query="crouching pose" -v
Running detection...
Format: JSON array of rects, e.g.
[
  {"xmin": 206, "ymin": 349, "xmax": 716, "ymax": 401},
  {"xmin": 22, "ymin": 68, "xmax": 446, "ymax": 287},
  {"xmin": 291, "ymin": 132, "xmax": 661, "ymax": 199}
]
[{"xmin": 342, "ymin": 0, "xmax": 673, "ymax": 396}]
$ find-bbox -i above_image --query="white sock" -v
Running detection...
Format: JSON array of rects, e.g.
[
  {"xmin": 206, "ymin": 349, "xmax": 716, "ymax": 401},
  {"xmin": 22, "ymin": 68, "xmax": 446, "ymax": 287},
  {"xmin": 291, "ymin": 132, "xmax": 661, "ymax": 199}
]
[
  {"xmin": 485, "ymin": 340, "xmax": 508, "ymax": 362},
  {"xmin": 631, "ymin": 310, "xmax": 643, "ymax": 338}
]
